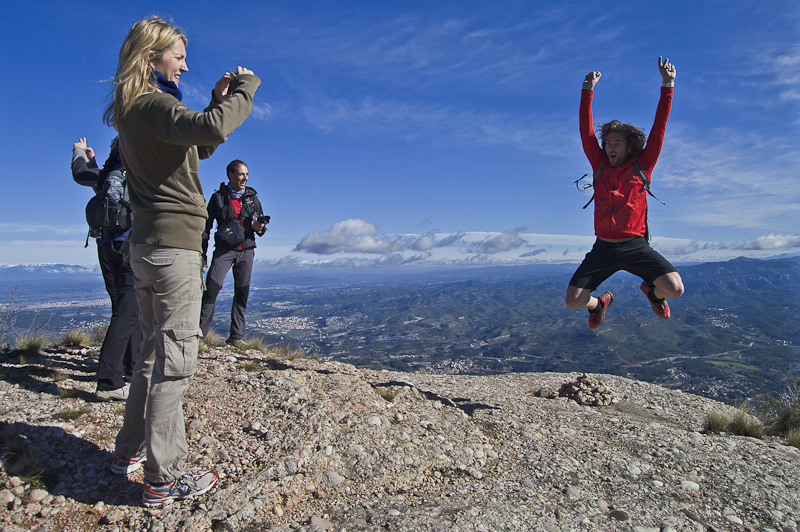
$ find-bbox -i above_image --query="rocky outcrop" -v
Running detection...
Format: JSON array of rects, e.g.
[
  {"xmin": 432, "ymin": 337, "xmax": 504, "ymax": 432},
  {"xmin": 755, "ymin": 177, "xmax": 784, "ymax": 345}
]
[{"xmin": 1, "ymin": 345, "xmax": 798, "ymax": 532}]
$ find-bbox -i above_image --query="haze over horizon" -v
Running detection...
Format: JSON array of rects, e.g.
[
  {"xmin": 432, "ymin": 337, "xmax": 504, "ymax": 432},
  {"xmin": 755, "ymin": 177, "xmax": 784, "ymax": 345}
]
[{"xmin": 1, "ymin": 0, "xmax": 798, "ymax": 268}]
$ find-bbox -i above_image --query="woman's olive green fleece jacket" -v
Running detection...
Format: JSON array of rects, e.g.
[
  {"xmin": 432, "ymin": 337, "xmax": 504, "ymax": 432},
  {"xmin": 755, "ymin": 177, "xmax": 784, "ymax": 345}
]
[{"xmin": 118, "ymin": 73, "xmax": 261, "ymax": 253}]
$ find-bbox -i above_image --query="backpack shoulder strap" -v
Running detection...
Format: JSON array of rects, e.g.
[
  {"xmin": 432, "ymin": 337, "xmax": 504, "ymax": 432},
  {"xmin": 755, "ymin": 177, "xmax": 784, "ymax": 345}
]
[
  {"xmin": 632, "ymin": 161, "xmax": 665, "ymax": 205},
  {"xmin": 581, "ymin": 162, "xmax": 607, "ymax": 209}
]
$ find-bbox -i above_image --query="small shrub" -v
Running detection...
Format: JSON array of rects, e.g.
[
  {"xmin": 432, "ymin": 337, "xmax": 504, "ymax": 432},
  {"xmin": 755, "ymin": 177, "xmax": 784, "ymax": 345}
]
[
  {"xmin": 376, "ymin": 387, "xmax": 396, "ymax": 402},
  {"xmin": 203, "ymin": 331, "xmax": 226, "ymax": 347},
  {"xmin": 728, "ymin": 410, "xmax": 764, "ymax": 439},
  {"xmin": 752, "ymin": 376, "xmax": 800, "ymax": 437},
  {"xmin": 50, "ymin": 371, "xmax": 67, "ymax": 383},
  {"xmin": 53, "ymin": 406, "xmax": 91, "ymax": 421},
  {"xmin": 778, "ymin": 404, "xmax": 800, "ymax": 434},
  {"xmin": 91, "ymin": 323, "xmax": 109, "ymax": 345},
  {"xmin": 15, "ymin": 330, "xmax": 50, "ymax": 354},
  {"xmin": 60, "ymin": 329, "xmax": 91, "ymax": 348},
  {"xmin": 786, "ymin": 428, "xmax": 800, "ymax": 450},
  {"xmin": 704, "ymin": 411, "xmax": 729, "ymax": 433}
]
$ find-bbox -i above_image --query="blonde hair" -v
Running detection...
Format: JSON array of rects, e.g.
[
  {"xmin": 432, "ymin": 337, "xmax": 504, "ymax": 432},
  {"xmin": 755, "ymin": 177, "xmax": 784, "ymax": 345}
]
[{"xmin": 104, "ymin": 16, "xmax": 187, "ymax": 129}]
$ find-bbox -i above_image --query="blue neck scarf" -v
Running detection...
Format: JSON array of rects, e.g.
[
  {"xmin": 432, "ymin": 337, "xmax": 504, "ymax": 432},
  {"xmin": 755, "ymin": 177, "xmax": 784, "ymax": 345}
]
[
  {"xmin": 153, "ymin": 71, "xmax": 182, "ymax": 101},
  {"xmin": 227, "ymin": 184, "xmax": 245, "ymax": 199}
]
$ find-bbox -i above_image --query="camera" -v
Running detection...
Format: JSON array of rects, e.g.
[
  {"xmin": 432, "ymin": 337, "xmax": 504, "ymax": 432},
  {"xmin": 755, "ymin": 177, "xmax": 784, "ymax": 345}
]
[{"xmin": 256, "ymin": 215, "xmax": 270, "ymax": 225}]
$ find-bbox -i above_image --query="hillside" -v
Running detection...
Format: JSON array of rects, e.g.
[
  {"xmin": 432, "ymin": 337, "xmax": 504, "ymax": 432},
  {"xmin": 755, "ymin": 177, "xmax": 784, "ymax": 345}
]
[
  {"xmin": 1, "ymin": 343, "xmax": 798, "ymax": 531},
  {"xmin": 3, "ymin": 257, "xmax": 797, "ymax": 404}
]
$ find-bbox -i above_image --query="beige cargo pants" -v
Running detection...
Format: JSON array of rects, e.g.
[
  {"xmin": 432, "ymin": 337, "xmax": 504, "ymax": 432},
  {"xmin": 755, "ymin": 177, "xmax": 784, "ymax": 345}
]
[{"xmin": 114, "ymin": 244, "xmax": 203, "ymax": 484}]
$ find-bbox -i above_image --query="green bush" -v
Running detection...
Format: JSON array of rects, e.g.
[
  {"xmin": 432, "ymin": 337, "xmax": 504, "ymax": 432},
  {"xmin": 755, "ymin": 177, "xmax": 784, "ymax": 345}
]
[
  {"xmin": 753, "ymin": 376, "xmax": 800, "ymax": 441},
  {"xmin": 778, "ymin": 404, "xmax": 800, "ymax": 433}
]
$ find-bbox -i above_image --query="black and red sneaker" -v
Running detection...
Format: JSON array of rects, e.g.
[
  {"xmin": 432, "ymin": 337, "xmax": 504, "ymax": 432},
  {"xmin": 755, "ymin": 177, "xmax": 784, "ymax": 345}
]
[
  {"xmin": 641, "ymin": 282, "xmax": 670, "ymax": 319},
  {"xmin": 588, "ymin": 291, "xmax": 614, "ymax": 329}
]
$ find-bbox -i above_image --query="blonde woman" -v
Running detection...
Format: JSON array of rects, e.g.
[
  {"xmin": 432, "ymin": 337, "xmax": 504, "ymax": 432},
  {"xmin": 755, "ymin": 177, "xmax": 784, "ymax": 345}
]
[{"xmin": 104, "ymin": 15, "xmax": 260, "ymax": 507}]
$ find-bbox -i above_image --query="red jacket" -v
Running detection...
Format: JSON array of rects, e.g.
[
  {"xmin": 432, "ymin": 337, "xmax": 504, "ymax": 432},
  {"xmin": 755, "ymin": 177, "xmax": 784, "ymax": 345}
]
[{"xmin": 580, "ymin": 86, "xmax": 673, "ymax": 240}]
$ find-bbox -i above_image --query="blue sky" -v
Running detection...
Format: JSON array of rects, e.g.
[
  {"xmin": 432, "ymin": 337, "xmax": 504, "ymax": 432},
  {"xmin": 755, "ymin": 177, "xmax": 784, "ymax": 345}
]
[{"xmin": 1, "ymin": 0, "xmax": 798, "ymax": 268}]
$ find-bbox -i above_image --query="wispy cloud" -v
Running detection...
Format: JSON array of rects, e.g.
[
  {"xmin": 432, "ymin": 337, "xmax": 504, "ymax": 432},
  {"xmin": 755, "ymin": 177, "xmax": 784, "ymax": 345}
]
[
  {"xmin": 301, "ymin": 96, "xmax": 573, "ymax": 154},
  {"xmin": 656, "ymin": 122, "xmax": 800, "ymax": 233}
]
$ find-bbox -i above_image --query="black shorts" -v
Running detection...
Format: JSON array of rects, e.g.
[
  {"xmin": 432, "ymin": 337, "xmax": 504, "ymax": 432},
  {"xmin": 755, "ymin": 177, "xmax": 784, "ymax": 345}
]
[{"xmin": 569, "ymin": 237, "xmax": 677, "ymax": 291}]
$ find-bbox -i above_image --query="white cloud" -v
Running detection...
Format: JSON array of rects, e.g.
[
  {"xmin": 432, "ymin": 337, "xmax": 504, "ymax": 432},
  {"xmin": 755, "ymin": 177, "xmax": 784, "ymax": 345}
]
[
  {"xmin": 740, "ymin": 234, "xmax": 800, "ymax": 250},
  {"xmin": 294, "ymin": 219, "xmax": 466, "ymax": 256},
  {"xmin": 251, "ymin": 103, "xmax": 274, "ymax": 120},
  {"xmin": 466, "ymin": 227, "xmax": 528, "ymax": 254}
]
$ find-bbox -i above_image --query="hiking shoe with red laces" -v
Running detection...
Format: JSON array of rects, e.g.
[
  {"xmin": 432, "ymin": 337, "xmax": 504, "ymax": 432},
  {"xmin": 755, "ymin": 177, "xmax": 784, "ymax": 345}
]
[
  {"xmin": 110, "ymin": 452, "xmax": 146, "ymax": 475},
  {"xmin": 142, "ymin": 469, "xmax": 218, "ymax": 507},
  {"xmin": 588, "ymin": 291, "xmax": 614, "ymax": 329},
  {"xmin": 641, "ymin": 282, "xmax": 670, "ymax": 319}
]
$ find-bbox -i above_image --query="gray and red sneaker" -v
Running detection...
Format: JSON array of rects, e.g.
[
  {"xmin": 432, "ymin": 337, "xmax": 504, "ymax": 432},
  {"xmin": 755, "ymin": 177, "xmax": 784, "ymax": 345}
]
[
  {"xmin": 142, "ymin": 469, "xmax": 218, "ymax": 507},
  {"xmin": 110, "ymin": 452, "xmax": 146, "ymax": 475},
  {"xmin": 641, "ymin": 282, "xmax": 670, "ymax": 319},
  {"xmin": 588, "ymin": 291, "xmax": 614, "ymax": 329}
]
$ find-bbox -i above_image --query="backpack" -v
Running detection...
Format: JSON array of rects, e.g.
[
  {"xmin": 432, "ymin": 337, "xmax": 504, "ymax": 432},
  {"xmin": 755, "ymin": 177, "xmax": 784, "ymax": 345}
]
[
  {"xmin": 574, "ymin": 161, "xmax": 665, "ymax": 242},
  {"xmin": 85, "ymin": 169, "xmax": 132, "ymax": 236}
]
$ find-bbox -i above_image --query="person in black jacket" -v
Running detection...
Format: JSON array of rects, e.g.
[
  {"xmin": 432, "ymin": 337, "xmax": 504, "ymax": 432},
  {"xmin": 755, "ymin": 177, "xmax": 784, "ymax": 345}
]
[
  {"xmin": 200, "ymin": 160, "xmax": 268, "ymax": 343},
  {"xmin": 72, "ymin": 136, "xmax": 140, "ymax": 400}
]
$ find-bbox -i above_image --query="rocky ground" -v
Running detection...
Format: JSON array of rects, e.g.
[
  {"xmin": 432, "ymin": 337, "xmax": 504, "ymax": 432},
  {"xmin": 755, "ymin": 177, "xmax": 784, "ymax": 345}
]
[{"xmin": 0, "ymin": 344, "xmax": 798, "ymax": 532}]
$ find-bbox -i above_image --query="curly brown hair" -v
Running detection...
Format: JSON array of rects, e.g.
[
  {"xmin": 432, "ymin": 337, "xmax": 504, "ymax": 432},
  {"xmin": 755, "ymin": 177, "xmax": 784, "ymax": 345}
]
[{"xmin": 599, "ymin": 120, "xmax": 647, "ymax": 159}]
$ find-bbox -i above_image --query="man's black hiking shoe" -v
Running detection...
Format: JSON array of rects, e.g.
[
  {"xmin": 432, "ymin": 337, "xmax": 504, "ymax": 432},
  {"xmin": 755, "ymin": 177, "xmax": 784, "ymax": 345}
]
[{"xmin": 588, "ymin": 291, "xmax": 614, "ymax": 329}]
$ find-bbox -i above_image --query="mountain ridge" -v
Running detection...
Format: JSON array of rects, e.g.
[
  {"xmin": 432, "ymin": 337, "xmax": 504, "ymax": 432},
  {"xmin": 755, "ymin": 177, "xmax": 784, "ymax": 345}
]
[{"xmin": 1, "ymin": 344, "xmax": 798, "ymax": 531}]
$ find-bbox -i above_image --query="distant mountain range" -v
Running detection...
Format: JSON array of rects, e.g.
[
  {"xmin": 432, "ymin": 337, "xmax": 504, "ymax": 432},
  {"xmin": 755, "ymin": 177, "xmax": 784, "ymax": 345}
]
[{"xmin": 2, "ymin": 256, "xmax": 798, "ymax": 402}]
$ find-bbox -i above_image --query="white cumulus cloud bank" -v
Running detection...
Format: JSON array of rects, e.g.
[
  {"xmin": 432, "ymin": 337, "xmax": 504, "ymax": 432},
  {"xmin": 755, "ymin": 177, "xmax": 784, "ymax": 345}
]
[{"xmin": 294, "ymin": 218, "xmax": 464, "ymax": 255}]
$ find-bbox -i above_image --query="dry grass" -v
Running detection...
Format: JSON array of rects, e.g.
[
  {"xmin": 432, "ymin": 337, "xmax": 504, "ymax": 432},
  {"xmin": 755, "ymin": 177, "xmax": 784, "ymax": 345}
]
[
  {"xmin": 704, "ymin": 411, "xmax": 730, "ymax": 433},
  {"xmin": 0, "ymin": 431, "xmax": 44, "ymax": 487},
  {"xmin": 728, "ymin": 410, "xmax": 765, "ymax": 439},
  {"xmin": 271, "ymin": 344, "xmax": 306, "ymax": 360},
  {"xmin": 786, "ymin": 428, "xmax": 800, "ymax": 450},
  {"xmin": 239, "ymin": 361, "xmax": 269, "ymax": 373},
  {"xmin": 60, "ymin": 328, "xmax": 92, "ymax": 347},
  {"xmin": 14, "ymin": 330, "xmax": 50, "ymax": 354},
  {"xmin": 53, "ymin": 406, "xmax": 91, "ymax": 421},
  {"xmin": 202, "ymin": 330, "xmax": 226, "ymax": 347},
  {"xmin": 235, "ymin": 337, "xmax": 268, "ymax": 354},
  {"xmin": 704, "ymin": 408, "xmax": 764, "ymax": 439},
  {"xmin": 91, "ymin": 323, "xmax": 109, "ymax": 345},
  {"xmin": 58, "ymin": 388, "xmax": 82, "ymax": 400}
]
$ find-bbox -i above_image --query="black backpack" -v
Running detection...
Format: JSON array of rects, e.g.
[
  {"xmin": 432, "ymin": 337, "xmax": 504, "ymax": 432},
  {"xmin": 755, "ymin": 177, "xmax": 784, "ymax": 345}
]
[
  {"xmin": 574, "ymin": 161, "xmax": 665, "ymax": 242},
  {"xmin": 85, "ymin": 169, "xmax": 132, "ymax": 238}
]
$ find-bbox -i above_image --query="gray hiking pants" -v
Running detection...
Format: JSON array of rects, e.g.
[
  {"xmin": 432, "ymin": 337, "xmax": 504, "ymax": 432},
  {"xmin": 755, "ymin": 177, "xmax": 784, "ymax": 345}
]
[
  {"xmin": 199, "ymin": 247, "xmax": 254, "ymax": 341},
  {"xmin": 115, "ymin": 244, "xmax": 203, "ymax": 484}
]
